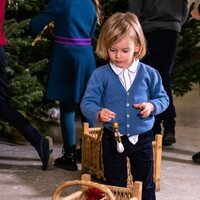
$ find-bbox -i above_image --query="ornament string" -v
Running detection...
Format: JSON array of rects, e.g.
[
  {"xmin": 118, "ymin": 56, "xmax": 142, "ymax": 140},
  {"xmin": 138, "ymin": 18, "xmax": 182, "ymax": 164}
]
[{"xmin": 112, "ymin": 121, "xmax": 124, "ymax": 153}]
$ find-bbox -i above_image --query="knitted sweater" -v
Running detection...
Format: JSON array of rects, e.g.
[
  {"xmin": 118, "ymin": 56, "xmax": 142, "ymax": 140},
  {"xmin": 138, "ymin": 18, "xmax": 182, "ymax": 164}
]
[
  {"xmin": 128, "ymin": 0, "xmax": 189, "ymax": 33},
  {"xmin": 81, "ymin": 63, "xmax": 169, "ymax": 136}
]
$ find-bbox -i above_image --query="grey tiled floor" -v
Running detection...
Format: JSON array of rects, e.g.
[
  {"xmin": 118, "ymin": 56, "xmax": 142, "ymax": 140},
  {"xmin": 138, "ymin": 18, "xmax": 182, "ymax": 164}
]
[{"xmin": 0, "ymin": 84, "xmax": 200, "ymax": 200}]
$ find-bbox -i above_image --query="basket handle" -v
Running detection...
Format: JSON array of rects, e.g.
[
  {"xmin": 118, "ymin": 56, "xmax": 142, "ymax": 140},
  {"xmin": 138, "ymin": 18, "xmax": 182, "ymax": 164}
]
[{"xmin": 52, "ymin": 180, "xmax": 116, "ymax": 200}]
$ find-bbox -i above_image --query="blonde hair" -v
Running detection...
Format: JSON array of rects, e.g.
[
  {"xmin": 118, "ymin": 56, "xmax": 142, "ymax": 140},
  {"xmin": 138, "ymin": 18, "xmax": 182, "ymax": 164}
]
[
  {"xmin": 92, "ymin": 0, "xmax": 103, "ymax": 25},
  {"xmin": 96, "ymin": 12, "xmax": 146, "ymax": 60}
]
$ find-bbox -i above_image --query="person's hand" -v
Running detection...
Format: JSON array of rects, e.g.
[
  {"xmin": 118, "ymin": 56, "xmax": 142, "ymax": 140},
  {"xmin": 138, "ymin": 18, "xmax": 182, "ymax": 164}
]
[
  {"xmin": 48, "ymin": 21, "xmax": 55, "ymax": 34},
  {"xmin": 97, "ymin": 108, "xmax": 116, "ymax": 122},
  {"xmin": 191, "ymin": 6, "xmax": 200, "ymax": 20},
  {"xmin": 133, "ymin": 102, "xmax": 154, "ymax": 118}
]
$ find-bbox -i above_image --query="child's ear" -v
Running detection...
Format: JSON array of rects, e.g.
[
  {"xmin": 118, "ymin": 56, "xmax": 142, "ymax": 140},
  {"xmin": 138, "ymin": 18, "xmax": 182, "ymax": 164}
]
[{"xmin": 135, "ymin": 43, "xmax": 140, "ymax": 52}]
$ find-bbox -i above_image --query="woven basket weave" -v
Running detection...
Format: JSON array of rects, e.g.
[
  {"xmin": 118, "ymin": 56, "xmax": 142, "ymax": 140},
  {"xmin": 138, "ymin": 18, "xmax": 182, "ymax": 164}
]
[{"xmin": 52, "ymin": 174, "xmax": 142, "ymax": 200}]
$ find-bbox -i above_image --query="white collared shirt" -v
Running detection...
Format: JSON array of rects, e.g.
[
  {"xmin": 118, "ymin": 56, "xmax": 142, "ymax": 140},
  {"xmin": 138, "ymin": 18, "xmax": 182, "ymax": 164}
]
[
  {"xmin": 110, "ymin": 59, "xmax": 138, "ymax": 91},
  {"xmin": 110, "ymin": 60, "xmax": 139, "ymax": 145}
]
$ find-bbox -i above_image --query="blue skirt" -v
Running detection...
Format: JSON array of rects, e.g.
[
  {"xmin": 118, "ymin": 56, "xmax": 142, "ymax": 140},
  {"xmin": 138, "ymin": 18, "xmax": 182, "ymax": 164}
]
[{"xmin": 46, "ymin": 43, "xmax": 96, "ymax": 104}]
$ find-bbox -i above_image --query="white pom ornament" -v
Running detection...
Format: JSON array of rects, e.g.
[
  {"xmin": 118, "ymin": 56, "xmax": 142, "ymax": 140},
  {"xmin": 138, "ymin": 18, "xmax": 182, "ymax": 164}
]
[
  {"xmin": 116, "ymin": 141, "xmax": 124, "ymax": 153},
  {"xmin": 113, "ymin": 122, "xmax": 124, "ymax": 153}
]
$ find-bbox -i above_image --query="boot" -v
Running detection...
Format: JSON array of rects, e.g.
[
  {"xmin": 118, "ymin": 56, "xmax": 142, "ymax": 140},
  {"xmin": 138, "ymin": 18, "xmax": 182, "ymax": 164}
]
[
  {"xmin": 163, "ymin": 131, "xmax": 176, "ymax": 146},
  {"xmin": 54, "ymin": 145, "xmax": 78, "ymax": 171}
]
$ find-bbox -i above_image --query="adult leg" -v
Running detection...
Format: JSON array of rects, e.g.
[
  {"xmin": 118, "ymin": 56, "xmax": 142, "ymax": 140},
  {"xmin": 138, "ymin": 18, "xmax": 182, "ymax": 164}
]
[
  {"xmin": 0, "ymin": 102, "xmax": 43, "ymax": 145},
  {"xmin": 0, "ymin": 102, "xmax": 53, "ymax": 170},
  {"xmin": 142, "ymin": 30, "xmax": 177, "ymax": 145},
  {"xmin": 0, "ymin": 47, "xmax": 53, "ymax": 170}
]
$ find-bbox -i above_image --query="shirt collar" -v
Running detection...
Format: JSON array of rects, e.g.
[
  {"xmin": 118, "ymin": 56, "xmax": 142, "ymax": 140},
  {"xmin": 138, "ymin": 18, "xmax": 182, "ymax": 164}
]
[{"xmin": 110, "ymin": 59, "xmax": 139, "ymax": 75}]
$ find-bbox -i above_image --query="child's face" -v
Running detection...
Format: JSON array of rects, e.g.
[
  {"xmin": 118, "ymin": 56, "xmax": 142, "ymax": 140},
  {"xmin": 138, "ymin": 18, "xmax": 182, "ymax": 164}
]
[{"xmin": 108, "ymin": 34, "xmax": 139, "ymax": 68}]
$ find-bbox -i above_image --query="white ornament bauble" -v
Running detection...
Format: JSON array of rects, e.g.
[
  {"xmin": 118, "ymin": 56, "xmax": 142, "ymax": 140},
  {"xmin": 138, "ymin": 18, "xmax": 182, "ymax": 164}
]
[{"xmin": 117, "ymin": 142, "xmax": 124, "ymax": 153}]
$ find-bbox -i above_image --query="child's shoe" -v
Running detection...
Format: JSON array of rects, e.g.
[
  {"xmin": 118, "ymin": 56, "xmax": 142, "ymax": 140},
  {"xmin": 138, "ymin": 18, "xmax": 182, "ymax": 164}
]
[{"xmin": 54, "ymin": 145, "xmax": 78, "ymax": 171}]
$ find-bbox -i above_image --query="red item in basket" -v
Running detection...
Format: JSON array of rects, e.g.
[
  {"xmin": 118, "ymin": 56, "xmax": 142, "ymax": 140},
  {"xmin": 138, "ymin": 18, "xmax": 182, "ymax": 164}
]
[{"xmin": 87, "ymin": 187, "xmax": 104, "ymax": 200}]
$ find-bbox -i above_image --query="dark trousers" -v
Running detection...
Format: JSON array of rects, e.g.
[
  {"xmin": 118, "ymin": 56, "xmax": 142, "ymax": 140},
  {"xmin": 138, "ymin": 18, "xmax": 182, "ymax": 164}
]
[
  {"xmin": 0, "ymin": 46, "xmax": 42, "ymax": 146},
  {"xmin": 142, "ymin": 30, "xmax": 177, "ymax": 133},
  {"xmin": 102, "ymin": 128, "xmax": 155, "ymax": 200}
]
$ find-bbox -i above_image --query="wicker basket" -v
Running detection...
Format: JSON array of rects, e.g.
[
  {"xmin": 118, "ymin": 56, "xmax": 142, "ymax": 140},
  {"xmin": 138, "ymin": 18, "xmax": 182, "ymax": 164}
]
[
  {"xmin": 82, "ymin": 123, "xmax": 162, "ymax": 191},
  {"xmin": 52, "ymin": 174, "xmax": 142, "ymax": 200}
]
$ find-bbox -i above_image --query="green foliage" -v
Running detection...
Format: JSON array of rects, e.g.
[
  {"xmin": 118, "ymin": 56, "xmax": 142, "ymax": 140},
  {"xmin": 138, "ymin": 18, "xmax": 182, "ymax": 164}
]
[
  {"xmin": 1, "ymin": 0, "xmax": 52, "ymax": 133},
  {"xmin": 6, "ymin": 0, "xmax": 46, "ymax": 19},
  {"xmin": 4, "ymin": 18, "xmax": 51, "ymax": 114},
  {"xmin": 172, "ymin": 14, "xmax": 200, "ymax": 96},
  {"xmin": 8, "ymin": 69, "xmax": 44, "ymax": 113}
]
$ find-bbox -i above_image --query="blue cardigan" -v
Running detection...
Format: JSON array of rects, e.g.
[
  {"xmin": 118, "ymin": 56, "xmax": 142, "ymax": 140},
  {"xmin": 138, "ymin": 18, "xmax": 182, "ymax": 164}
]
[{"xmin": 81, "ymin": 62, "xmax": 169, "ymax": 136}]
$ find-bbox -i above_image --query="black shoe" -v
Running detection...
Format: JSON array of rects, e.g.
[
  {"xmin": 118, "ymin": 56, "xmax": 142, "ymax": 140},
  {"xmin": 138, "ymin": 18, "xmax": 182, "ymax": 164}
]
[
  {"xmin": 163, "ymin": 132, "xmax": 176, "ymax": 146},
  {"xmin": 76, "ymin": 147, "xmax": 82, "ymax": 163},
  {"xmin": 36, "ymin": 136, "xmax": 53, "ymax": 170},
  {"xmin": 54, "ymin": 145, "xmax": 78, "ymax": 171},
  {"xmin": 192, "ymin": 152, "xmax": 200, "ymax": 164}
]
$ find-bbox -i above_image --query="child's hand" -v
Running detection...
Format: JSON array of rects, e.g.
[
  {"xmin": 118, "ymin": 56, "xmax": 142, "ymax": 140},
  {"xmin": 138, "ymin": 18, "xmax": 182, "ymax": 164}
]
[
  {"xmin": 97, "ymin": 108, "xmax": 116, "ymax": 122},
  {"xmin": 133, "ymin": 102, "xmax": 154, "ymax": 118}
]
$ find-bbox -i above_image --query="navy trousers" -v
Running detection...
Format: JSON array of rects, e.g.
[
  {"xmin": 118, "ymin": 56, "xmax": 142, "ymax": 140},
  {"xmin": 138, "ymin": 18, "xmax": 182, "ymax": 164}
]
[
  {"xmin": 142, "ymin": 30, "xmax": 177, "ymax": 134},
  {"xmin": 102, "ymin": 128, "xmax": 156, "ymax": 200},
  {"xmin": 0, "ymin": 46, "xmax": 42, "ymax": 146}
]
